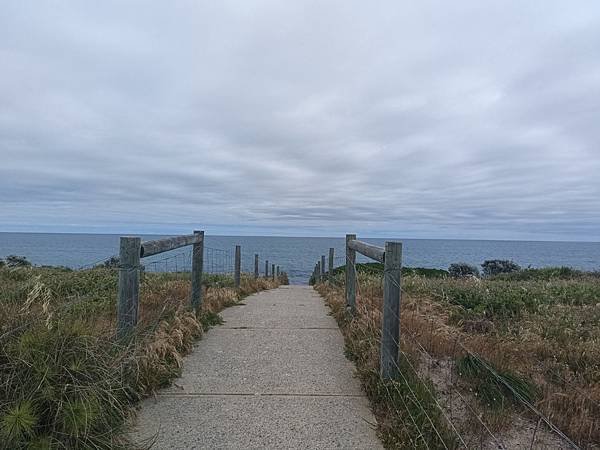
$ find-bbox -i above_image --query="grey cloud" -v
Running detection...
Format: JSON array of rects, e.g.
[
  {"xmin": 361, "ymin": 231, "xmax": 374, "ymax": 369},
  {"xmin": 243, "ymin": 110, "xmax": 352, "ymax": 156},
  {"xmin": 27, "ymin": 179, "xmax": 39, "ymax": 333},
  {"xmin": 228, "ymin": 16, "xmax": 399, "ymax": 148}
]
[{"xmin": 1, "ymin": 0, "xmax": 600, "ymax": 239}]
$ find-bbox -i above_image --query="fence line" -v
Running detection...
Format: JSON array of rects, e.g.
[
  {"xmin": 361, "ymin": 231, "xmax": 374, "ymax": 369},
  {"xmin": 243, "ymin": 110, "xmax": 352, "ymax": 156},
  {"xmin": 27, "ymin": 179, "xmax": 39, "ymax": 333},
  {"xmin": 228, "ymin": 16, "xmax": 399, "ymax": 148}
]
[
  {"xmin": 114, "ymin": 231, "xmax": 286, "ymax": 337},
  {"xmin": 311, "ymin": 234, "xmax": 582, "ymax": 449}
]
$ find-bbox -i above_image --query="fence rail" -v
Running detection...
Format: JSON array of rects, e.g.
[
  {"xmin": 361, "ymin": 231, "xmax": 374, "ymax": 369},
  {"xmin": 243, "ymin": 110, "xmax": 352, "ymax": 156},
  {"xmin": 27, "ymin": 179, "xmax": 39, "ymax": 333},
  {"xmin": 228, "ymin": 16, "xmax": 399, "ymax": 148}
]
[
  {"xmin": 117, "ymin": 231, "xmax": 285, "ymax": 337},
  {"xmin": 311, "ymin": 234, "xmax": 402, "ymax": 380}
]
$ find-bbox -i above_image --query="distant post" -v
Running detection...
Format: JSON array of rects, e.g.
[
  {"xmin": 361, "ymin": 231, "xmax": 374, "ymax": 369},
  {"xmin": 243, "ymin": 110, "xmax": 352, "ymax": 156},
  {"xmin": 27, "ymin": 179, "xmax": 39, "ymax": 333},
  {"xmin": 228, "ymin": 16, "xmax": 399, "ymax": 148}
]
[
  {"xmin": 271, "ymin": 263, "xmax": 275, "ymax": 281},
  {"xmin": 328, "ymin": 248, "xmax": 334, "ymax": 280},
  {"xmin": 191, "ymin": 230, "xmax": 204, "ymax": 312},
  {"xmin": 265, "ymin": 260, "xmax": 269, "ymax": 278},
  {"xmin": 380, "ymin": 241, "xmax": 402, "ymax": 380},
  {"xmin": 321, "ymin": 255, "xmax": 326, "ymax": 281},
  {"xmin": 254, "ymin": 254, "xmax": 259, "ymax": 279},
  {"xmin": 234, "ymin": 245, "xmax": 241, "ymax": 288},
  {"xmin": 316, "ymin": 260, "xmax": 321, "ymax": 283},
  {"xmin": 117, "ymin": 236, "xmax": 141, "ymax": 337},
  {"xmin": 276, "ymin": 266, "xmax": 280, "ymax": 278},
  {"xmin": 345, "ymin": 234, "xmax": 357, "ymax": 310}
]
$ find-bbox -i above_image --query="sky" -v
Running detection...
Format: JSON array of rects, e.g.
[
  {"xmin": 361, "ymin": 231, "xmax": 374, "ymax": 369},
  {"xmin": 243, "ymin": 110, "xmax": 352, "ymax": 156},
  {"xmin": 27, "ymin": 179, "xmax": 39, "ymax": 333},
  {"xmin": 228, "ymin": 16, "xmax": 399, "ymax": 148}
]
[{"xmin": 1, "ymin": 1, "xmax": 599, "ymax": 241}]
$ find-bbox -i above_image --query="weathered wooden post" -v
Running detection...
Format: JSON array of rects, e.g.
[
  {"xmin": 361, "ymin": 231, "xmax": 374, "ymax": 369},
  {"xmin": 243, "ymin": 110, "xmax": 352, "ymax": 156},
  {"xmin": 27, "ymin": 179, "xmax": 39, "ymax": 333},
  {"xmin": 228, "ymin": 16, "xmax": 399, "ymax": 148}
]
[
  {"xmin": 316, "ymin": 260, "xmax": 321, "ymax": 283},
  {"xmin": 254, "ymin": 254, "xmax": 259, "ymax": 278},
  {"xmin": 321, "ymin": 255, "xmax": 326, "ymax": 281},
  {"xmin": 271, "ymin": 263, "xmax": 275, "ymax": 281},
  {"xmin": 328, "ymin": 247, "xmax": 334, "ymax": 279},
  {"xmin": 117, "ymin": 236, "xmax": 141, "ymax": 337},
  {"xmin": 191, "ymin": 230, "xmax": 204, "ymax": 312},
  {"xmin": 265, "ymin": 260, "xmax": 269, "ymax": 278},
  {"xmin": 276, "ymin": 266, "xmax": 280, "ymax": 278},
  {"xmin": 380, "ymin": 241, "xmax": 402, "ymax": 380},
  {"xmin": 234, "ymin": 245, "xmax": 241, "ymax": 288},
  {"xmin": 345, "ymin": 234, "xmax": 357, "ymax": 310}
]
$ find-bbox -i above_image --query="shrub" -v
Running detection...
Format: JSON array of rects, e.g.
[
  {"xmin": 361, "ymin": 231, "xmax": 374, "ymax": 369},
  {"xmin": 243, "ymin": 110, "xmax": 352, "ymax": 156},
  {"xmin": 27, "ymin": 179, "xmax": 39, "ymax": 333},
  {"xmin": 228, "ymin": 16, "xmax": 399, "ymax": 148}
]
[
  {"xmin": 448, "ymin": 263, "xmax": 479, "ymax": 278},
  {"xmin": 5, "ymin": 255, "xmax": 31, "ymax": 268},
  {"xmin": 96, "ymin": 256, "xmax": 119, "ymax": 268},
  {"xmin": 481, "ymin": 259, "xmax": 521, "ymax": 277}
]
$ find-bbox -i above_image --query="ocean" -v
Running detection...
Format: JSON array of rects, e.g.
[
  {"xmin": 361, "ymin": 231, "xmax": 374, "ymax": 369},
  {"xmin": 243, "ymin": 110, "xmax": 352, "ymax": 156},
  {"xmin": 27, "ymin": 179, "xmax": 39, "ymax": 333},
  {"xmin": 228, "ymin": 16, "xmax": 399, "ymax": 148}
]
[{"xmin": 0, "ymin": 232, "xmax": 598, "ymax": 284}]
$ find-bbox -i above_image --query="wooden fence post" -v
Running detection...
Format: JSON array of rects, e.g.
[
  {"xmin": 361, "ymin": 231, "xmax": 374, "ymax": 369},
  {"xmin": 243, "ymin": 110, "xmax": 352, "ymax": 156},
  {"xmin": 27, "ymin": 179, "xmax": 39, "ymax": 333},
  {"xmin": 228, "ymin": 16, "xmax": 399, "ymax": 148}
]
[
  {"xmin": 191, "ymin": 230, "xmax": 204, "ymax": 312},
  {"xmin": 234, "ymin": 245, "xmax": 241, "ymax": 288},
  {"xmin": 328, "ymin": 247, "xmax": 334, "ymax": 279},
  {"xmin": 321, "ymin": 255, "xmax": 326, "ymax": 281},
  {"xmin": 254, "ymin": 254, "xmax": 259, "ymax": 278},
  {"xmin": 317, "ymin": 260, "xmax": 321, "ymax": 283},
  {"xmin": 345, "ymin": 234, "xmax": 357, "ymax": 310},
  {"xmin": 276, "ymin": 266, "xmax": 280, "ymax": 278},
  {"xmin": 380, "ymin": 241, "xmax": 402, "ymax": 380},
  {"xmin": 271, "ymin": 263, "xmax": 275, "ymax": 281},
  {"xmin": 265, "ymin": 260, "xmax": 269, "ymax": 278},
  {"xmin": 117, "ymin": 236, "xmax": 141, "ymax": 337}
]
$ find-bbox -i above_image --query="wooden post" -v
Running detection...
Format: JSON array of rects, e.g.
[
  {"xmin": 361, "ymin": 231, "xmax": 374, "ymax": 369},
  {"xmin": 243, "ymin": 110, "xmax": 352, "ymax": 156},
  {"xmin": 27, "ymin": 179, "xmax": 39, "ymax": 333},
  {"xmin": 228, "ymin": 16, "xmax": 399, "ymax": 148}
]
[
  {"xmin": 254, "ymin": 254, "xmax": 259, "ymax": 278},
  {"xmin": 316, "ymin": 260, "xmax": 321, "ymax": 283},
  {"xmin": 276, "ymin": 266, "xmax": 280, "ymax": 278},
  {"xmin": 265, "ymin": 260, "xmax": 269, "ymax": 278},
  {"xmin": 345, "ymin": 234, "xmax": 357, "ymax": 310},
  {"xmin": 234, "ymin": 245, "xmax": 241, "ymax": 288},
  {"xmin": 271, "ymin": 263, "xmax": 275, "ymax": 281},
  {"xmin": 328, "ymin": 247, "xmax": 334, "ymax": 279},
  {"xmin": 191, "ymin": 230, "xmax": 204, "ymax": 312},
  {"xmin": 380, "ymin": 241, "xmax": 402, "ymax": 380},
  {"xmin": 117, "ymin": 236, "xmax": 141, "ymax": 337},
  {"xmin": 321, "ymin": 255, "xmax": 326, "ymax": 281}
]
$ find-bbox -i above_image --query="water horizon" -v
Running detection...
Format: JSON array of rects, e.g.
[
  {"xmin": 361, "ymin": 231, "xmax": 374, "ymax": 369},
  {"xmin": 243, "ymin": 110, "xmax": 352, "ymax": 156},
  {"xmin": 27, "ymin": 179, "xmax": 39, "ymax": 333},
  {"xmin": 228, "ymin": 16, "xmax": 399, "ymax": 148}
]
[{"xmin": 2, "ymin": 232, "xmax": 599, "ymax": 284}]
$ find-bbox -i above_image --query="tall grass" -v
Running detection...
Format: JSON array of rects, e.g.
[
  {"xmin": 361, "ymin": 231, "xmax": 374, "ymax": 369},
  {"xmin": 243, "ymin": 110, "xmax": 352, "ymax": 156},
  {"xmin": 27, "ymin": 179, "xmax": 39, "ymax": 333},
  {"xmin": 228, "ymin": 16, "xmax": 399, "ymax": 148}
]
[
  {"xmin": 0, "ymin": 266, "xmax": 283, "ymax": 448},
  {"xmin": 317, "ymin": 267, "xmax": 600, "ymax": 448}
]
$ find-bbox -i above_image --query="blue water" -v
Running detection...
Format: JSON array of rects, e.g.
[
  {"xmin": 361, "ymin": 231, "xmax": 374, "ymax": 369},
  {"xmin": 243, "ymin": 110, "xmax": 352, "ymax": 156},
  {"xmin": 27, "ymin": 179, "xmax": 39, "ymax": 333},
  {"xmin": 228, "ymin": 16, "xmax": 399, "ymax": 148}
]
[{"xmin": 0, "ymin": 232, "xmax": 599, "ymax": 284}]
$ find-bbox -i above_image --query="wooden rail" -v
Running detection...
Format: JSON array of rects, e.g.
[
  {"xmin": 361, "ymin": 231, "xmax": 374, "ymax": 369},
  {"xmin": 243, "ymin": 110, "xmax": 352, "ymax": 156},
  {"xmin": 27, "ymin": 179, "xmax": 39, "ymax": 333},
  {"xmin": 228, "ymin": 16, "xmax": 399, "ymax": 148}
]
[
  {"xmin": 117, "ymin": 231, "xmax": 284, "ymax": 338},
  {"xmin": 311, "ymin": 234, "xmax": 402, "ymax": 380}
]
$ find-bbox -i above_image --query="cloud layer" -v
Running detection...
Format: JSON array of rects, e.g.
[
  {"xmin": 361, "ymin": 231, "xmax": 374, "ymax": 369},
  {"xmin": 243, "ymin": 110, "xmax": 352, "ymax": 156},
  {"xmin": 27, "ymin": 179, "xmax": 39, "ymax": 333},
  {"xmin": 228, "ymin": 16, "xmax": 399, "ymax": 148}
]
[{"xmin": 2, "ymin": 1, "xmax": 600, "ymax": 240}]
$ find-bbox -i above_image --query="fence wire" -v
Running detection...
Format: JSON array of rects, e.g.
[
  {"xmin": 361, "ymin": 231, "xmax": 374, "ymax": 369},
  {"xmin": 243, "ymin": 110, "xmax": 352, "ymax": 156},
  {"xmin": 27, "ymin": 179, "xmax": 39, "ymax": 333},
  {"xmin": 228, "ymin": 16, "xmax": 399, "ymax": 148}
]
[{"xmin": 313, "ymin": 252, "xmax": 582, "ymax": 450}]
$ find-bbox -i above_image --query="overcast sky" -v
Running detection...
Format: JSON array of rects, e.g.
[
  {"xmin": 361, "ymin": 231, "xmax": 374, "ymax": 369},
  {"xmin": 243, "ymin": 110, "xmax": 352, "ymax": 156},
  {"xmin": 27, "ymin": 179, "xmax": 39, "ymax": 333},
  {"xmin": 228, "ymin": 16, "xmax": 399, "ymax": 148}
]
[{"xmin": 1, "ymin": 1, "xmax": 599, "ymax": 240}]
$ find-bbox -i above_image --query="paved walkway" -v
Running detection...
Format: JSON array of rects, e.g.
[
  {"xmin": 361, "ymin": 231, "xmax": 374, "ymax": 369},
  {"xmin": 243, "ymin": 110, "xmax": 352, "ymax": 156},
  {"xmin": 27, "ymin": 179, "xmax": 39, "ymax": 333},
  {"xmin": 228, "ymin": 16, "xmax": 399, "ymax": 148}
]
[{"xmin": 131, "ymin": 285, "xmax": 383, "ymax": 449}]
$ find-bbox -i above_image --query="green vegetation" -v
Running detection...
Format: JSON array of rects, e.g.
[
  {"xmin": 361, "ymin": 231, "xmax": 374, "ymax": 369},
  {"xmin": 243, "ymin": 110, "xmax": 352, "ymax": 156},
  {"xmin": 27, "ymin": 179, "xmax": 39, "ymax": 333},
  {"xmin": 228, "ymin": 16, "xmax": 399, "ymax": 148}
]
[
  {"xmin": 481, "ymin": 259, "xmax": 521, "ymax": 277},
  {"xmin": 316, "ymin": 264, "xmax": 600, "ymax": 448},
  {"xmin": 0, "ymin": 264, "xmax": 281, "ymax": 448},
  {"xmin": 456, "ymin": 355, "xmax": 538, "ymax": 409},
  {"xmin": 448, "ymin": 262, "xmax": 479, "ymax": 278},
  {"xmin": 317, "ymin": 263, "xmax": 448, "ymax": 284}
]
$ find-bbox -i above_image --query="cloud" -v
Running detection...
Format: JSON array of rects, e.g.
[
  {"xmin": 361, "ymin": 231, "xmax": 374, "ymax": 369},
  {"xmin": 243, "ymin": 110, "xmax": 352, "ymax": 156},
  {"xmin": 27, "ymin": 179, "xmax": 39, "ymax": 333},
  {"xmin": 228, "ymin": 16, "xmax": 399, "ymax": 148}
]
[{"xmin": 1, "ymin": 0, "xmax": 600, "ymax": 240}]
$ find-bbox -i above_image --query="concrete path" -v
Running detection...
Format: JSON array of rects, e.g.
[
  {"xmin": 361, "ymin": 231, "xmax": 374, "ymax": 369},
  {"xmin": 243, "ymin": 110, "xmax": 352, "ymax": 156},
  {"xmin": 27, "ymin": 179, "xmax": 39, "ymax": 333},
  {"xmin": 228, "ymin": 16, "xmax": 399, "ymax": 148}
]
[{"xmin": 131, "ymin": 285, "xmax": 383, "ymax": 449}]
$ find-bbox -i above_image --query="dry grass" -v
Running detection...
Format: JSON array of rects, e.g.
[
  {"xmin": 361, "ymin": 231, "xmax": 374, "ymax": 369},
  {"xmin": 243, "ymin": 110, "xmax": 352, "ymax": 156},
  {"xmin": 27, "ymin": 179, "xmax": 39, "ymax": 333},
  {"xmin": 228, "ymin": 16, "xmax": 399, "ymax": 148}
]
[
  {"xmin": 0, "ymin": 266, "xmax": 283, "ymax": 449},
  {"xmin": 318, "ymin": 270, "xmax": 600, "ymax": 449}
]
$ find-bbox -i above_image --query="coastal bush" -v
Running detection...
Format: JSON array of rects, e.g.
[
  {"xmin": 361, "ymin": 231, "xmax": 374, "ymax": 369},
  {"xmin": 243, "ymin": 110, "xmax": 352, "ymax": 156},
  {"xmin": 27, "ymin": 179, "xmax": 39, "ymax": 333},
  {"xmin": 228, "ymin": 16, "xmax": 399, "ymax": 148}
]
[
  {"xmin": 481, "ymin": 259, "xmax": 521, "ymax": 277},
  {"xmin": 5, "ymin": 255, "xmax": 31, "ymax": 268},
  {"xmin": 448, "ymin": 262, "xmax": 479, "ymax": 278}
]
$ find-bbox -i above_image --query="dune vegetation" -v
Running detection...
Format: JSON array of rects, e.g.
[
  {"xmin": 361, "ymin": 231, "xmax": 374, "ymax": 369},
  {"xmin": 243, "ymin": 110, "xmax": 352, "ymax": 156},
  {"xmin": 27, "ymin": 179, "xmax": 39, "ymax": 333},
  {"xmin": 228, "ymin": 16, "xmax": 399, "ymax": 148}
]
[
  {"xmin": 316, "ymin": 263, "xmax": 600, "ymax": 449},
  {"xmin": 0, "ymin": 262, "xmax": 283, "ymax": 449}
]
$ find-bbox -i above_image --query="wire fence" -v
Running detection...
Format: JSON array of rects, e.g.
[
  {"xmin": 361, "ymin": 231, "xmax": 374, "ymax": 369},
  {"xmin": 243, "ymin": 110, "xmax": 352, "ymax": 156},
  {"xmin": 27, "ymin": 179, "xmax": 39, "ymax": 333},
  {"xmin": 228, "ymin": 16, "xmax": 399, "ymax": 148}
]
[{"xmin": 314, "ymin": 248, "xmax": 583, "ymax": 450}]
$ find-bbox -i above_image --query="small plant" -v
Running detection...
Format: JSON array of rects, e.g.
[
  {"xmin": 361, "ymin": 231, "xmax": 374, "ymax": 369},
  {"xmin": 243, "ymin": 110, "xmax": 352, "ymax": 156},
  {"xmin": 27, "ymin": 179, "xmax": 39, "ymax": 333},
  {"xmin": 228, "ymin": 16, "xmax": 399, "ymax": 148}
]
[
  {"xmin": 457, "ymin": 354, "xmax": 538, "ymax": 409},
  {"xmin": 448, "ymin": 262, "xmax": 479, "ymax": 278},
  {"xmin": 481, "ymin": 260, "xmax": 521, "ymax": 277},
  {"xmin": 96, "ymin": 256, "xmax": 119, "ymax": 268},
  {"xmin": 199, "ymin": 311, "xmax": 224, "ymax": 331},
  {"xmin": 5, "ymin": 255, "xmax": 32, "ymax": 268}
]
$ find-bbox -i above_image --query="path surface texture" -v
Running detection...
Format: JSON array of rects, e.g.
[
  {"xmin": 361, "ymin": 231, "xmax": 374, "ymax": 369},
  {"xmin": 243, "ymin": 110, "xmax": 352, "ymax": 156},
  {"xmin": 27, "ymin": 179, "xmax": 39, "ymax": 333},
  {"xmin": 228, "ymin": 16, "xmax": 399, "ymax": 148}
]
[{"xmin": 131, "ymin": 285, "xmax": 383, "ymax": 449}]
